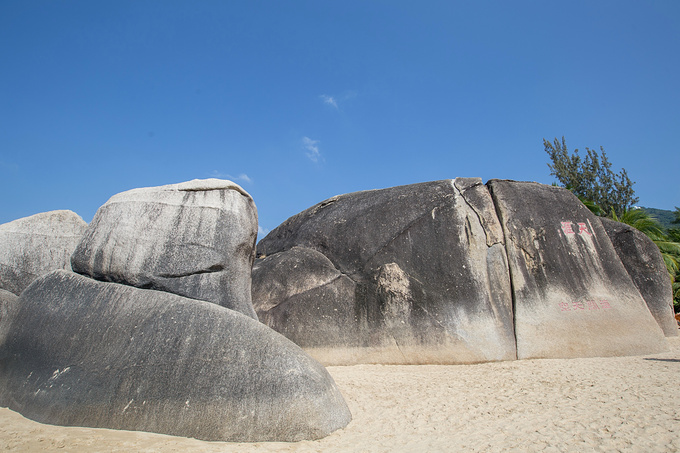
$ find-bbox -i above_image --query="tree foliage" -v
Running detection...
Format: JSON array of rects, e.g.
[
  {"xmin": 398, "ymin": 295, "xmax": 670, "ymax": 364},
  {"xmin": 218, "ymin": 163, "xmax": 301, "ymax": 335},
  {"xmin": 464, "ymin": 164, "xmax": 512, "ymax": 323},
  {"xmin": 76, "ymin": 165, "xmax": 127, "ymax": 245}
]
[{"xmin": 544, "ymin": 137, "xmax": 638, "ymax": 218}]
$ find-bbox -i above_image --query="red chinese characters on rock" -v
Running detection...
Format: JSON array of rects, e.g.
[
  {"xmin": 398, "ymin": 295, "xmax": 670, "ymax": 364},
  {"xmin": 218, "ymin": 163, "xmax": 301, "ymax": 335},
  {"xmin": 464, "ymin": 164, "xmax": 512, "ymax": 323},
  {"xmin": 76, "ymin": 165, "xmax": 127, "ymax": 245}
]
[
  {"xmin": 577, "ymin": 223, "xmax": 592, "ymax": 236},
  {"xmin": 559, "ymin": 299, "xmax": 612, "ymax": 312},
  {"xmin": 560, "ymin": 221, "xmax": 592, "ymax": 237},
  {"xmin": 560, "ymin": 221, "xmax": 575, "ymax": 235}
]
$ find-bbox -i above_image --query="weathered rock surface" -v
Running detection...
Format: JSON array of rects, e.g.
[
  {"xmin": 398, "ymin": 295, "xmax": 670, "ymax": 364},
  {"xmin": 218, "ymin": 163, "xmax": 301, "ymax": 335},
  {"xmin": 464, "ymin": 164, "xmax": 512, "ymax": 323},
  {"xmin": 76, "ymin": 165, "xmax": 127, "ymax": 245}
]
[
  {"xmin": 0, "ymin": 270, "xmax": 351, "ymax": 442},
  {"xmin": 0, "ymin": 289, "xmax": 18, "ymax": 347},
  {"xmin": 254, "ymin": 179, "xmax": 516, "ymax": 365},
  {"xmin": 487, "ymin": 180, "xmax": 668, "ymax": 359},
  {"xmin": 0, "ymin": 210, "xmax": 87, "ymax": 296},
  {"xmin": 71, "ymin": 179, "xmax": 258, "ymax": 318},
  {"xmin": 601, "ymin": 217, "xmax": 677, "ymax": 336}
]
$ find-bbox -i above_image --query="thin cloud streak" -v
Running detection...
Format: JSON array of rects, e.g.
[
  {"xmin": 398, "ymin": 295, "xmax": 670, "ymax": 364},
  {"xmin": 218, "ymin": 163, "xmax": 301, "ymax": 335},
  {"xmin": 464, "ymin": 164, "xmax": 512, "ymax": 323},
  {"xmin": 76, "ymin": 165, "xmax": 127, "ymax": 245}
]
[
  {"xmin": 319, "ymin": 91, "xmax": 357, "ymax": 110},
  {"xmin": 302, "ymin": 136, "xmax": 321, "ymax": 163},
  {"xmin": 210, "ymin": 171, "xmax": 253, "ymax": 184}
]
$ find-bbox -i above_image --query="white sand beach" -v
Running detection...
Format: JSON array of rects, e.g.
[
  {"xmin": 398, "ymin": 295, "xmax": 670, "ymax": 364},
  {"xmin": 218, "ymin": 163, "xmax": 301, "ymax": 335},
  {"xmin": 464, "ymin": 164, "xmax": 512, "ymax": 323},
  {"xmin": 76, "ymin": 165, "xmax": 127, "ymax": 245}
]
[{"xmin": 2, "ymin": 336, "xmax": 679, "ymax": 452}]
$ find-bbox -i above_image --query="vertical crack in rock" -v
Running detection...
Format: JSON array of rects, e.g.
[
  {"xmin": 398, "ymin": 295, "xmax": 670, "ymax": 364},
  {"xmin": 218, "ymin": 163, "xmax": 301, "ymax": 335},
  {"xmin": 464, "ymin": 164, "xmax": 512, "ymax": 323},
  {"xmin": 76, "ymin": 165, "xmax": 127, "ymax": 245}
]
[
  {"xmin": 452, "ymin": 179, "xmax": 504, "ymax": 248},
  {"xmin": 485, "ymin": 181, "xmax": 520, "ymax": 356}
]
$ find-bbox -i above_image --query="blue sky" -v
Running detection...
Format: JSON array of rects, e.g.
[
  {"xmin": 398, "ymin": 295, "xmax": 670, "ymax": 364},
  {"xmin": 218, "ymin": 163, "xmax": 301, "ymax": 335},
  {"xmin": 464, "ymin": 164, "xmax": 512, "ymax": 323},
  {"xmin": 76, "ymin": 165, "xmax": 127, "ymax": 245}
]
[{"xmin": 1, "ymin": 1, "xmax": 678, "ymax": 236}]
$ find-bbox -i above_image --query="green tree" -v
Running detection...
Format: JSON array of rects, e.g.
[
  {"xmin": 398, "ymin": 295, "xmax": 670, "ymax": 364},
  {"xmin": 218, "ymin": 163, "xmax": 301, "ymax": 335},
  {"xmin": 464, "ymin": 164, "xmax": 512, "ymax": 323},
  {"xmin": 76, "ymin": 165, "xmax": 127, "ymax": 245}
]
[{"xmin": 544, "ymin": 137, "xmax": 638, "ymax": 218}]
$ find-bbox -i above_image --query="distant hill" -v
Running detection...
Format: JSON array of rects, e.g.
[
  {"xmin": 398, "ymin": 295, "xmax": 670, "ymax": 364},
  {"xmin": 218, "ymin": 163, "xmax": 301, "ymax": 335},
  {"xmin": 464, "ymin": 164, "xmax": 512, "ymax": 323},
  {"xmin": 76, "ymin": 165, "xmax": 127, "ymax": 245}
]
[{"xmin": 640, "ymin": 207, "xmax": 678, "ymax": 230}]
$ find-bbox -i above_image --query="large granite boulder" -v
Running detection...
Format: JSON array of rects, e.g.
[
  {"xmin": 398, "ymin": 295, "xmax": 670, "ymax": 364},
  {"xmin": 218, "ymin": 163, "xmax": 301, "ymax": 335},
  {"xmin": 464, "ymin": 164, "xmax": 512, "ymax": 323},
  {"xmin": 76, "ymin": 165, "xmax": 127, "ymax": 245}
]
[
  {"xmin": 71, "ymin": 179, "xmax": 258, "ymax": 319},
  {"xmin": 0, "ymin": 210, "xmax": 87, "ymax": 296},
  {"xmin": 0, "ymin": 270, "xmax": 351, "ymax": 442},
  {"xmin": 254, "ymin": 179, "xmax": 516, "ymax": 365},
  {"xmin": 601, "ymin": 217, "xmax": 677, "ymax": 336},
  {"xmin": 487, "ymin": 180, "xmax": 668, "ymax": 359}
]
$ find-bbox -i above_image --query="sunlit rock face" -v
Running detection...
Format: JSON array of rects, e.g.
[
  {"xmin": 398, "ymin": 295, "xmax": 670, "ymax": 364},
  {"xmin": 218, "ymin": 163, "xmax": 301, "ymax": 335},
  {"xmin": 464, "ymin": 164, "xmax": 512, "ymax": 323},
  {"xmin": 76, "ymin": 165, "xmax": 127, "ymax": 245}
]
[
  {"xmin": 254, "ymin": 178, "xmax": 517, "ymax": 365},
  {"xmin": 0, "ymin": 270, "xmax": 352, "ymax": 442},
  {"xmin": 600, "ymin": 217, "xmax": 677, "ymax": 337},
  {"xmin": 71, "ymin": 179, "xmax": 258, "ymax": 319},
  {"xmin": 254, "ymin": 179, "xmax": 670, "ymax": 365},
  {"xmin": 0, "ymin": 210, "xmax": 87, "ymax": 296},
  {"xmin": 487, "ymin": 179, "xmax": 668, "ymax": 359}
]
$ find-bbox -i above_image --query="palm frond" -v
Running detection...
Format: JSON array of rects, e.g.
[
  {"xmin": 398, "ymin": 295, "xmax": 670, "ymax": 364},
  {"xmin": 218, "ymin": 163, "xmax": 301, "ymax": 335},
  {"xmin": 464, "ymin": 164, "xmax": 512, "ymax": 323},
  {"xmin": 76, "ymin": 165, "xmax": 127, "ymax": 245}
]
[
  {"xmin": 611, "ymin": 208, "xmax": 667, "ymax": 239},
  {"xmin": 656, "ymin": 240, "xmax": 680, "ymax": 257},
  {"xmin": 662, "ymin": 254, "xmax": 680, "ymax": 277}
]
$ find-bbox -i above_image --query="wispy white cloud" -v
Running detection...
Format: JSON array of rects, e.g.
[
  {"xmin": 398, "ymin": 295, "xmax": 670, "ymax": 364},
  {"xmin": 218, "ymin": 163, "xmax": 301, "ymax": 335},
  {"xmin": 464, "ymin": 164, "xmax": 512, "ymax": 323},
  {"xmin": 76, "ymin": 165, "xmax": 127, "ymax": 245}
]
[
  {"xmin": 258, "ymin": 225, "xmax": 270, "ymax": 237},
  {"xmin": 233, "ymin": 173, "xmax": 252, "ymax": 183},
  {"xmin": 319, "ymin": 91, "xmax": 357, "ymax": 110},
  {"xmin": 320, "ymin": 94, "xmax": 338, "ymax": 109},
  {"xmin": 302, "ymin": 137, "xmax": 321, "ymax": 163},
  {"xmin": 210, "ymin": 171, "xmax": 253, "ymax": 184}
]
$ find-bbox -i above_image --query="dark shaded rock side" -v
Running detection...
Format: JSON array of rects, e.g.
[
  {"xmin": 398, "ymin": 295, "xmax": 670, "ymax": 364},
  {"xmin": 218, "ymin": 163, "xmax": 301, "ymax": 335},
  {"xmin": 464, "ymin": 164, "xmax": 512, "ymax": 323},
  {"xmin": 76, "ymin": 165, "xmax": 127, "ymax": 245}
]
[
  {"xmin": 0, "ymin": 289, "xmax": 18, "ymax": 347},
  {"xmin": 601, "ymin": 217, "xmax": 677, "ymax": 336},
  {"xmin": 254, "ymin": 179, "xmax": 516, "ymax": 365},
  {"xmin": 0, "ymin": 270, "xmax": 351, "ymax": 442},
  {"xmin": 71, "ymin": 179, "xmax": 258, "ymax": 319},
  {"xmin": 487, "ymin": 180, "xmax": 668, "ymax": 359},
  {"xmin": 0, "ymin": 210, "xmax": 87, "ymax": 296}
]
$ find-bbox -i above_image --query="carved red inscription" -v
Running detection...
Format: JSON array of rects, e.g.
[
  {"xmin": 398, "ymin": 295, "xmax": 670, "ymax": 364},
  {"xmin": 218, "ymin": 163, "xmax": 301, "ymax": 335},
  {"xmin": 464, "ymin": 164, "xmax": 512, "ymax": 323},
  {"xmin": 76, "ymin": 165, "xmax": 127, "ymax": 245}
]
[
  {"xmin": 559, "ymin": 299, "xmax": 612, "ymax": 312},
  {"xmin": 561, "ymin": 221, "xmax": 592, "ymax": 236}
]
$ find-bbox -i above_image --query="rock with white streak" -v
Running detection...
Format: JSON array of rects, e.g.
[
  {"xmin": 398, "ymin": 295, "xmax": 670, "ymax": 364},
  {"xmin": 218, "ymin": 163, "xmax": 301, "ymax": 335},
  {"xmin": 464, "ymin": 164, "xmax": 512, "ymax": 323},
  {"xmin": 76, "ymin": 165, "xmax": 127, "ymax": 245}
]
[
  {"xmin": 0, "ymin": 210, "xmax": 87, "ymax": 296},
  {"xmin": 71, "ymin": 179, "xmax": 258, "ymax": 318}
]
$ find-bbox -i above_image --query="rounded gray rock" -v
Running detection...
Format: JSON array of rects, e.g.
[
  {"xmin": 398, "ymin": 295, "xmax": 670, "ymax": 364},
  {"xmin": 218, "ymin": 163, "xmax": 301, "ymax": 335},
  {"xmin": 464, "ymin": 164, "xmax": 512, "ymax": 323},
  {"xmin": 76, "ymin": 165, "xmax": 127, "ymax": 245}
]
[
  {"xmin": 71, "ymin": 179, "xmax": 258, "ymax": 318},
  {"xmin": 0, "ymin": 210, "xmax": 87, "ymax": 296},
  {"xmin": 601, "ymin": 217, "xmax": 677, "ymax": 336},
  {"xmin": 0, "ymin": 270, "xmax": 351, "ymax": 442},
  {"xmin": 0, "ymin": 288, "xmax": 18, "ymax": 348}
]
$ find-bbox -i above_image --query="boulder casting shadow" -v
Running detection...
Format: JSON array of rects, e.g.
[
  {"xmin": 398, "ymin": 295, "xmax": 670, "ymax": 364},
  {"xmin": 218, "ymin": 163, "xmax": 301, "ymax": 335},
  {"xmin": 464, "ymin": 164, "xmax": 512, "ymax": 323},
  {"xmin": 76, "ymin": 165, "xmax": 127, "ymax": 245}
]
[{"xmin": 0, "ymin": 270, "xmax": 351, "ymax": 442}]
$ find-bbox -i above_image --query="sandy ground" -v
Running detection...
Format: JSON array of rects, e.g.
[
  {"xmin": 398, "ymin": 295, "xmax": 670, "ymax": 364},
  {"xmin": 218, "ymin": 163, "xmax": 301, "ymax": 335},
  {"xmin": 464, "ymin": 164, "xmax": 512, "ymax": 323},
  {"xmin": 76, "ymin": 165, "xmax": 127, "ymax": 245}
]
[{"xmin": 1, "ymin": 336, "xmax": 679, "ymax": 452}]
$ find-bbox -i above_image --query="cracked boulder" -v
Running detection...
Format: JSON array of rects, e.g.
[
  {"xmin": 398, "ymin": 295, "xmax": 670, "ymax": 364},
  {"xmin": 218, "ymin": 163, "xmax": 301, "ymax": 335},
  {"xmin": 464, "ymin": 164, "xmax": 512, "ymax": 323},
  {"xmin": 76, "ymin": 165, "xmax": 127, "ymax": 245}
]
[
  {"xmin": 0, "ymin": 270, "xmax": 351, "ymax": 442},
  {"xmin": 71, "ymin": 179, "xmax": 258, "ymax": 318},
  {"xmin": 0, "ymin": 210, "xmax": 87, "ymax": 296},
  {"xmin": 600, "ymin": 217, "xmax": 677, "ymax": 336},
  {"xmin": 254, "ymin": 179, "xmax": 516, "ymax": 365},
  {"xmin": 487, "ymin": 180, "xmax": 668, "ymax": 359}
]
